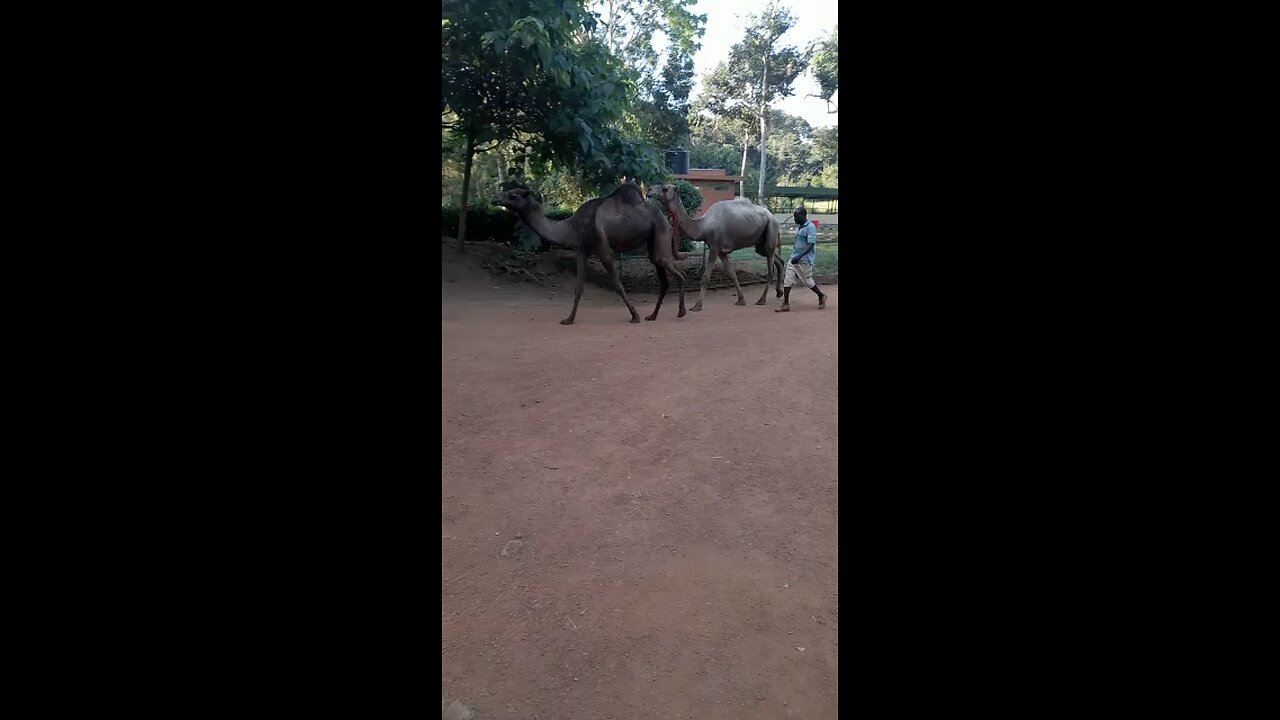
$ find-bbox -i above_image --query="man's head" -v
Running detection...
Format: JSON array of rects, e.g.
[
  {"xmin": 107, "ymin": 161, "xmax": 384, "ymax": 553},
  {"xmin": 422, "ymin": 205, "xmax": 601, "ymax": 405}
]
[{"xmin": 793, "ymin": 207, "xmax": 807, "ymax": 225}]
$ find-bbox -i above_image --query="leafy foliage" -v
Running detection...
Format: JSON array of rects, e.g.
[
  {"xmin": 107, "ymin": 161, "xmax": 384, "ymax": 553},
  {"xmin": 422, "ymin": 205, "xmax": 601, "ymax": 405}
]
[
  {"xmin": 441, "ymin": 200, "xmax": 574, "ymax": 248},
  {"xmin": 673, "ymin": 179, "xmax": 703, "ymax": 216},
  {"xmin": 810, "ymin": 25, "xmax": 838, "ymax": 112},
  {"xmin": 811, "ymin": 126, "xmax": 838, "ymax": 168},
  {"xmin": 634, "ymin": 49, "xmax": 696, "ymax": 150},
  {"xmin": 442, "ymin": 0, "xmax": 671, "ymax": 246},
  {"xmin": 719, "ymin": 4, "xmax": 811, "ymax": 118},
  {"xmin": 590, "ymin": 0, "xmax": 705, "ymax": 153},
  {"xmin": 691, "ymin": 3, "xmax": 812, "ymax": 200},
  {"xmin": 592, "ymin": 0, "xmax": 706, "ymax": 78}
]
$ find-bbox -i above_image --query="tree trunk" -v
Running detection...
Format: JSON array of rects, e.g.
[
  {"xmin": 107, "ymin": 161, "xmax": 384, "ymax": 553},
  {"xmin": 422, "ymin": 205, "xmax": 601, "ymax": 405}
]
[
  {"xmin": 495, "ymin": 144, "xmax": 507, "ymax": 185},
  {"xmin": 739, "ymin": 130, "xmax": 749, "ymax": 197},
  {"xmin": 456, "ymin": 134, "xmax": 475, "ymax": 252},
  {"xmin": 757, "ymin": 53, "xmax": 769, "ymax": 207}
]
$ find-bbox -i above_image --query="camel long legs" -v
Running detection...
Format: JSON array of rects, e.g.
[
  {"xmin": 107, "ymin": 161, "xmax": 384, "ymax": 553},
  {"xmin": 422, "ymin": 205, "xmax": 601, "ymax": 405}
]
[
  {"xmin": 665, "ymin": 259, "xmax": 687, "ymax": 317},
  {"xmin": 655, "ymin": 258, "xmax": 687, "ymax": 318},
  {"xmin": 598, "ymin": 253, "xmax": 641, "ymax": 323},
  {"xmin": 646, "ymin": 265, "xmax": 669, "ymax": 321},
  {"xmin": 719, "ymin": 251, "xmax": 746, "ymax": 305},
  {"xmin": 561, "ymin": 251, "xmax": 587, "ymax": 325},
  {"xmin": 691, "ymin": 249, "xmax": 718, "ymax": 312},
  {"xmin": 757, "ymin": 251, "xmax": 784, "ymax": 303},
  {"xmin": 757, "ymin": 251, "xmax": 775, "ymax": 305}
]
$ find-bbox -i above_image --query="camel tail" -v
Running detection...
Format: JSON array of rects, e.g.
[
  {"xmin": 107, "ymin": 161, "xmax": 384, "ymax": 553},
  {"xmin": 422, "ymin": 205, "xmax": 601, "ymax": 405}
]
[
  {"xmin": 663, "ymin": 258, "xmax": 686, "ymax": 282},
  {"xmin": 754, "ymin": 216, "xmax": 776, "ymax": 257},
  {"xmin": 757, "ymin": 215, "xmax": 784, "ymax": 297}
]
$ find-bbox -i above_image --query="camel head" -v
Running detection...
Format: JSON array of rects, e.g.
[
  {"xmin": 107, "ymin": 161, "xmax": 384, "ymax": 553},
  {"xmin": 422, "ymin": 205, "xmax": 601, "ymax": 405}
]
[
  {"xmin": 646, "ymin": 183, "xmax": 681, "ymax": 209},
  {"xmin": 492, "ymin": 187, "xmax": 542, "ymax": 214}
]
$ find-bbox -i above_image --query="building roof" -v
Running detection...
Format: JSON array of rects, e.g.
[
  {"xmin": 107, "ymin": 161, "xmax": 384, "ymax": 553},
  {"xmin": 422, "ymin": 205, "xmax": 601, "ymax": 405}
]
[
  {"xmin": 746, "ymin": 186, "xmax": 839, "ymax": 198},
  {"xmin": 673, "ymin": 170, "xmax": 745, "ymax": 182}
]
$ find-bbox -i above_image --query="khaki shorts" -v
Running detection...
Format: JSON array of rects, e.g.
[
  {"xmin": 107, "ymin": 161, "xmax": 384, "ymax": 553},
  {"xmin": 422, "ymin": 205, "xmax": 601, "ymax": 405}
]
[{"xmin": 784, "ymin": 260, "xmax": 815, "ymax": 288}]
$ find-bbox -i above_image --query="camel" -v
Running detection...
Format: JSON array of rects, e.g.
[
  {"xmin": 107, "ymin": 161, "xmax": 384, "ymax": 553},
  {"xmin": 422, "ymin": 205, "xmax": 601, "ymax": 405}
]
[
  {"xmin": 492, "ymin": 183, "xmax": 686, "ymax": 325},
  {"xmin": 646, "ymin": 185, "xmax": 785, "ymax": 311}
]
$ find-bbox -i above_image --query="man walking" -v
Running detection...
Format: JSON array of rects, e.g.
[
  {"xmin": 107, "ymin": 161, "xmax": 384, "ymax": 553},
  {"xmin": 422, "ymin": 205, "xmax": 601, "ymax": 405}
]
[{"xmin": 776, "ymin": 207, "xmax": 827, "ymax": 312}]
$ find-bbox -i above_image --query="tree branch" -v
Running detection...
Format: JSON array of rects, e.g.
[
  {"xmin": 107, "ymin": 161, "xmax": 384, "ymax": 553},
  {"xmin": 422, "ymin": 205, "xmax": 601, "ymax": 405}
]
[{"xmin": 804, "ymin": 93, "xmax": 838, "ymax": 113}]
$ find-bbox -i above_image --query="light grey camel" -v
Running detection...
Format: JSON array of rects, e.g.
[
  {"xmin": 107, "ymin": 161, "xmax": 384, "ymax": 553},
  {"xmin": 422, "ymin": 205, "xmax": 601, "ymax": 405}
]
[
  {"xmin": 646, "ymin": 185, "xmax": 784, "ymax": 310},
  {"xmin": 492, "ymin": 184, "xmax": 686, "ymax": 325}
]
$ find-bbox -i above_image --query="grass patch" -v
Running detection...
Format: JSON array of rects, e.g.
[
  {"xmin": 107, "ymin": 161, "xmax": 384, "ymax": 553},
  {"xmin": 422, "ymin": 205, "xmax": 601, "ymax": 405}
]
[{"xmin": 719, "ymin": 242, "xmax": 839, "ymax": 276}]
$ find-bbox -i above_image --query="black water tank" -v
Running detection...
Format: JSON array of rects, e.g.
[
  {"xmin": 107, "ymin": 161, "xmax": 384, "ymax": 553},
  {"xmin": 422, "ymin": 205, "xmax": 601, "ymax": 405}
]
[{"xmin": 664, "ymin": 148, "xmax": 689, "ymax": 175}]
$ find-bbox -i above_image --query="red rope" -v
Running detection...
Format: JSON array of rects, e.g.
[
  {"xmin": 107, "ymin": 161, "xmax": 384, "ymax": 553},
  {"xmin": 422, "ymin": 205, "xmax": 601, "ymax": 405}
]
[{"xmin": 668, "ymin": 211, "xmax": 682, "ymax": 258}]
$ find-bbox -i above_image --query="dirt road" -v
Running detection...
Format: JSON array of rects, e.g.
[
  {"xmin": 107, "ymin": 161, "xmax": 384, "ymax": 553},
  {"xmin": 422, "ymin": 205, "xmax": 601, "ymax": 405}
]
[{"xmin": 442, "ymin": 267, "xmax": 838, "ymax": 718}]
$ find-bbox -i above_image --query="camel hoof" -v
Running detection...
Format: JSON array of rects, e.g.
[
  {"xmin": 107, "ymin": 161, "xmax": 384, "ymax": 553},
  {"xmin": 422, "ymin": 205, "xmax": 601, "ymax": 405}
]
[
  {"xmin": 645, "ymin": 315, "xmax": 657, "ymax": 321},
  {"xmin": 755, "ymin": 299, "xmax": 767, "ymax": 305},
  {"xmin": 630, "ymin": 317, "xmax": 640, "ymax": 323},
  {"xmin": 735, "ymin": 299, "xmax": 746, "ymax": 306},
  {"xmin": 690, "ymin": 305, "xmax": 702, "ymax": 312},
  {"xmin": 678, "ymin": 309, "xmax": 686, "ymax": 318},
  {"xmin": 560, "ymin": 318, "xmax": 574, "ymax": 325}
]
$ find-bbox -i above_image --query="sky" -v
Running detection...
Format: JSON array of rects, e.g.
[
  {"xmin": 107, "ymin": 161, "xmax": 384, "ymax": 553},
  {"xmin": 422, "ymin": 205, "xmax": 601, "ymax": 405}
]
[{"xmin": 653, "ymin": 0, "xmax": 837, "ymax": 129}]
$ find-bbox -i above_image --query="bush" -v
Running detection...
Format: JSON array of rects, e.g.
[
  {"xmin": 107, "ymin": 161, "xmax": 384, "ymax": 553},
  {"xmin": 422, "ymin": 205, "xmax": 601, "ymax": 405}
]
[
  {"xmin": 673, "ymin": 179, "xmax": 703, "ymax": 216},
  {"xmin": 512, "ymin": 208, "xmax": 574, "ymax": 250},
  {"xmin": 441, "ymin": 202, "xmax": 518, "ymax": 245},
  {"xmin": 441, "ymin": 202, "xmax": 573, "ymax": 249},
  {"xmin": 672, "ymin": 180, "xmax": 702, "ymax": 253}
]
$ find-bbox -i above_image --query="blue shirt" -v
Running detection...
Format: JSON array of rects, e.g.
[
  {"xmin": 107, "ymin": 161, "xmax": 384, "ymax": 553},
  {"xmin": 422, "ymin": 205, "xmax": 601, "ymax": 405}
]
[{"xmin": 792, "ymin": 220, "xmax": 816, "ymax": 265}]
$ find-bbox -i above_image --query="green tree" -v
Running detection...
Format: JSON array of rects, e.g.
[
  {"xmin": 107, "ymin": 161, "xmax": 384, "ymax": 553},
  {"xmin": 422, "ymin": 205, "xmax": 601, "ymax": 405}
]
[
  {"xmin": 767, "ymin": 130, "xmax": 812, "ymax": 185},
  {"xmin": 734, "ymin": 3, "xmax": 811, "ymax": 203},
  {"xmin": 693, "ymin": 63, "xmax": 759, "ymax": 195},
  {"xmin": 442, "ymin": 0, "xmax": 664, "ymax": 250},
  {"xmin": 673, "ymin": 179, "xmax": 702, "ymax": 215},
  {"xmin": 591, "ymin": 0, "xmax": 705, "ymax": 152},
  {"xmin": 593, "ymin": 0, "xmax": 705, "ymax": 80},
  {"xmin": 442, "ymin": 2, "xmax": 566, "ymax": 249},
  {"xmin": 640, "ymin": 48, "xmax": 696, "ymax": 150},
  {"xmin": 762, "ymin": 109, "xmax": 816, "ymax": 184},
  {"xmin": 811, "ymin": 125, "xmax": 838, "ymax": 168},
  {"xmin": 768, "ymin": 108, "xmax": 813, "ymax": 141},
  {"xmin": 699, "ymin": 3, "xmax": 810, "ymax": 204},
  {"xmin": 812, "ymin": 162, "xmax": 838, "ymax": 188},
  {"xmin": 809, "ymin": 25, "xmax": 837, "ymax": 113}
]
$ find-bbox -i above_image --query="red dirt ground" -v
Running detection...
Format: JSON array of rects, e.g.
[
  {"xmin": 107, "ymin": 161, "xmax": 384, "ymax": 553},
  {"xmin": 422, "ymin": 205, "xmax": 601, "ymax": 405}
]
[{"xmin": 442, "ymin": 256, "xmax": 838, "ymax": 718}]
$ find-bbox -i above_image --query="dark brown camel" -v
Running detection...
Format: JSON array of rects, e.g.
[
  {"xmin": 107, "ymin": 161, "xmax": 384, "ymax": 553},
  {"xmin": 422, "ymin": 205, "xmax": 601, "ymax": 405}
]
[
  {"xmin": 647, "ymin": 184, "xmax": 785, "ymax": 310},
  {"xmin": 492, "ymin": 184, "xmax": 686, "ymax": 325}
]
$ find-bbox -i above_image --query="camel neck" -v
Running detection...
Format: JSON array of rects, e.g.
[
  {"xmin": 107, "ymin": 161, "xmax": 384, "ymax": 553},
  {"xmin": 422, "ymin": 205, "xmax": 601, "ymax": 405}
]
[
  {"xmin": 520, "ymin": 210, "xmax": 577, "ymax": 249},
  {"xmin": 672, "ymin": 201, "xmax": 705, "ymax": 237}
]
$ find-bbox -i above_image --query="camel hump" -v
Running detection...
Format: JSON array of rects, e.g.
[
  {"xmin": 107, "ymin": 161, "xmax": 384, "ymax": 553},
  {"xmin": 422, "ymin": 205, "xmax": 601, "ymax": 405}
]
[{"xmin": 608, "ymin": 183, "xmax": 645, "ymax": 205}]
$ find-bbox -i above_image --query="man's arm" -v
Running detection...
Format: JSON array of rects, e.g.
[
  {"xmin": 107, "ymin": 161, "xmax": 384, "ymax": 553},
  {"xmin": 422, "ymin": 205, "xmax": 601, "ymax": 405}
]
[{"xmin": 791, "ymin": 227, "xmax": 816, "ymax": 263}]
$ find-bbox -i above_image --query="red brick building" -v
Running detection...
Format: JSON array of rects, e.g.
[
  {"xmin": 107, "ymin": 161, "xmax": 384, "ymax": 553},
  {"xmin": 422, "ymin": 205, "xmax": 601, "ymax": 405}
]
[{"xmin": 670, "ymin": 168, "xmax": 744, "ymax": 215}]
